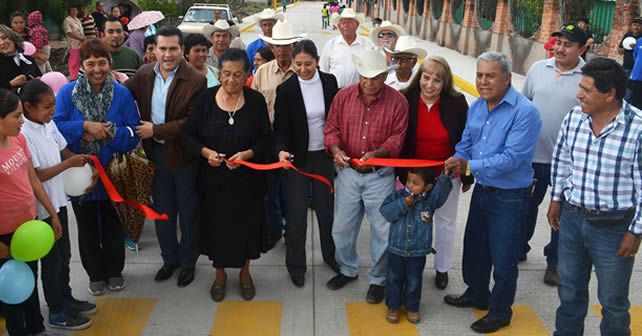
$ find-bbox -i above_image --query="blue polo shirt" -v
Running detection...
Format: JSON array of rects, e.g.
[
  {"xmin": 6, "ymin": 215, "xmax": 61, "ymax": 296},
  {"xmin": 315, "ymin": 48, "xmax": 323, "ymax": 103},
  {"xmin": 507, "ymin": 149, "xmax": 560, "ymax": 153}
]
[
  {"xmin": 631, "ymin": 38, "xmax": 642, "ymax": 80},
  {"xmin": 454, "ymin": 85, "xmax": 542, "ymax": 189}
]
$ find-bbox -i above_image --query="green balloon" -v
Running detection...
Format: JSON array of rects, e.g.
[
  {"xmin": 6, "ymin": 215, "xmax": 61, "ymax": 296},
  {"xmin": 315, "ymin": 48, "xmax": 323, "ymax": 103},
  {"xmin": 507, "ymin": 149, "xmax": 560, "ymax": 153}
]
[{"xmin": 10, "ymin": 220, "xmax": 55, "ymax": 262}]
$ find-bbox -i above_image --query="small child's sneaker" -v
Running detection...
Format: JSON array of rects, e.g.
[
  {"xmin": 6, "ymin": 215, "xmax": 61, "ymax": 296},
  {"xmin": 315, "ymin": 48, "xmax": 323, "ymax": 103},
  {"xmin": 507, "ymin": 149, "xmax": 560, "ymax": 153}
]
[
  {"xmin": 88, "ymin": 281, "xmax": 107, "ymax": 296},
  {"xmin": 386, "ymin": 308, "xmax": 400, "ymax": 323},
  {"xmin": 124, "ymin": 237, "xmax": 140, "ymax": 252},
  {"xmin": 407, "ymin": 311, "xmax": 421, "ymax": 324},
  {"xmin": 66, "ymin": 298, "xmax": 97, "ymax": 316},
  {"xmin": 48, "ymin": 312, "xmax": 92, "ymax": 330},
  {"xmin": 108, "ymin": 276, "xmax": 126, "ymax": 291}
]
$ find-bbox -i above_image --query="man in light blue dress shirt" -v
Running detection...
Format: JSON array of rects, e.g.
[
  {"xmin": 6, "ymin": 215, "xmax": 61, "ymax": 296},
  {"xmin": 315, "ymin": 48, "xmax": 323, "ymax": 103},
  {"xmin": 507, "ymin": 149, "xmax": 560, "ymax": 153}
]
[{"xmin": 442, "ymin": 52, "xmax": 542, "ymax": 333}]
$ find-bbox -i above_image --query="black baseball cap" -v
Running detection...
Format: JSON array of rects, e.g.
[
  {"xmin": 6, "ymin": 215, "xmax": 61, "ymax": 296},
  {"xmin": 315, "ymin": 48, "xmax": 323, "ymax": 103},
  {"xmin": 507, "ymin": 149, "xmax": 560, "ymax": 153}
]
[
  {"xmin": 633, "ymin": 17, "xmax": 642, "ymax": 24},
  {"xmin": 552, "ymin": 24, "xmax": 588, "ymax": 46}
]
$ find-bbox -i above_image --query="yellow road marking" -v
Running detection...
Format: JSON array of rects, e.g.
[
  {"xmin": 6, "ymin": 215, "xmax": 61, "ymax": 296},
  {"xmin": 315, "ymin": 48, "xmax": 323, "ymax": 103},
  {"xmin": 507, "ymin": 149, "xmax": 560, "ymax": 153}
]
[
  {"xmin": 360, "ymin": 33, "xmax": 369, "ymax": 37},
  {"xmin": 346, "ymin": 302, "xmax": 418, "ymax": 336},
  {"xmin": 453, "ymin": 74, "xmax": 479, "ymax": 97},
  {"xmin": 322, "ymin": 31, "xmax": 334, "ymax": 35},
  {"xmin": 473, "ymin": 305, "xmax": 549, "ymax": 335},
  {"xmin": 73, "ymin": 297, "xmax": 156, "ymax": 336},
  {"xmin": 211, "ymin": 301, "xmax": 281, "ymax": 336},
  {"xmin": 240, "ymin": 22, "xmax": 256, "ymax": 33},
  {"xmin": 361, "ymin": 25, "xmax": 371, "ymax": 33},
  {"xmin": 592, "ymin": 305, "xmax": 642, "ymax": 335}
]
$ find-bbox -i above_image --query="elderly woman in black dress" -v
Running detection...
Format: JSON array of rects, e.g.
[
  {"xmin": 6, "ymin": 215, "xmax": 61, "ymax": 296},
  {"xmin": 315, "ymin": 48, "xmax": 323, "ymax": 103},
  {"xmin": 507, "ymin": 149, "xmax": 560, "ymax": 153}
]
[{"xmin": 183, "ymin": 48, "xmax": 272, "ymax": 302}]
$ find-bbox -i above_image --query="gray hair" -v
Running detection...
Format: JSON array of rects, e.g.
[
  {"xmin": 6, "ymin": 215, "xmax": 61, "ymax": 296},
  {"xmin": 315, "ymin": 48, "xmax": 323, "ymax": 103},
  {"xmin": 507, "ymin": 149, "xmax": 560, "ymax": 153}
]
[
  {"xmin": 0, "ymin": 25, "xmax": 24, "ymax": 54},
  {"xmin": 477, "ymin": 51, "xmax": 512, "ymax": 74}
]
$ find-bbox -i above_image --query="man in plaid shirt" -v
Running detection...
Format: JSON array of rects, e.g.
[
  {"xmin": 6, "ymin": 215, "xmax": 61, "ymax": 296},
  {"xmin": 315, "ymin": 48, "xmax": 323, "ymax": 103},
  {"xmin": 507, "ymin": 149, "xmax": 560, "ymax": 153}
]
[{"xmin": 548, "ymin": 58, "xmax": 642, "ymax": 335}]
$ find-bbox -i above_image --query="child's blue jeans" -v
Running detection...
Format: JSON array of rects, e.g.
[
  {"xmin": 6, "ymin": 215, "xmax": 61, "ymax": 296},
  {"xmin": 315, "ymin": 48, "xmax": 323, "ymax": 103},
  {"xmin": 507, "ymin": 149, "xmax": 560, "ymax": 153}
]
[{"xmin": 385, "ymin": 252, "xmax": 427, "ymax": 312}]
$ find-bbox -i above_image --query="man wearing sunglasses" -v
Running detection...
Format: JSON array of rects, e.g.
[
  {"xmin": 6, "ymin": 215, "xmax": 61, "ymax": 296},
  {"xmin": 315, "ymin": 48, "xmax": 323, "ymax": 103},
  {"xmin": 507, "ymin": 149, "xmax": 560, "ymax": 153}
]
[{"xmin": 370, "ymin": 21, "xmax": 405, "ymax": 65}]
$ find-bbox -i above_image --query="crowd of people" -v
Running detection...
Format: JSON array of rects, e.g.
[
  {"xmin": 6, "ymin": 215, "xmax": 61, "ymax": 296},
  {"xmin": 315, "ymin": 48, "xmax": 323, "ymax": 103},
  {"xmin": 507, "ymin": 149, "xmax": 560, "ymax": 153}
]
[{"xmin": 0, "ymin": 2, "xmax": 641, "ymax": 336}]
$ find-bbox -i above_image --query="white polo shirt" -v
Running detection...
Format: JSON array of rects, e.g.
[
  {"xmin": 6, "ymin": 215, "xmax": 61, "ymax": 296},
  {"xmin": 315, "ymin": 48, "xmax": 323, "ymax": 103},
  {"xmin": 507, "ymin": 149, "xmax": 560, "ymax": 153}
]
[
  {"xmin": 319, "ymin": 35, "xmax": 375, "ymax": 88},
  {"xmin": 22, "ymin": 118, "xmax": 69, "ymax": 219}
]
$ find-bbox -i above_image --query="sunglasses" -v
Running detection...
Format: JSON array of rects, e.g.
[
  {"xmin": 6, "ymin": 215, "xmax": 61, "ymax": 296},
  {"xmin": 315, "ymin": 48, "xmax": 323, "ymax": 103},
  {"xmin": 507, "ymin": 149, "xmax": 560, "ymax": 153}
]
[
  {"xmin": 378, "ymin": 32, "xmax": 396, "ymax": 39},
  {"xmin": 394, "ymin": 56, "xmax": 417, "ymax": 62}
]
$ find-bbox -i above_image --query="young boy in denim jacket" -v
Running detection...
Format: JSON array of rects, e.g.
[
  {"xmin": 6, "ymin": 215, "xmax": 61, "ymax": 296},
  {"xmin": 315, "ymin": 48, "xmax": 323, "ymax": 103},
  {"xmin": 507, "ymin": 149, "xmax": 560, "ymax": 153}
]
[{"xmin": 379, "ymin": 167, "xmax": 453, "ymax": 324}]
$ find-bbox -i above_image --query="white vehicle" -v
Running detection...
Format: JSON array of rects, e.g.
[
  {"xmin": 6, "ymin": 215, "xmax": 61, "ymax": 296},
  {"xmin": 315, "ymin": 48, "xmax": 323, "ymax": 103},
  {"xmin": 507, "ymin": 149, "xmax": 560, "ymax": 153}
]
[{"xmin": 177, "ymin": 3, "xmax": 241, "ymax": 35}]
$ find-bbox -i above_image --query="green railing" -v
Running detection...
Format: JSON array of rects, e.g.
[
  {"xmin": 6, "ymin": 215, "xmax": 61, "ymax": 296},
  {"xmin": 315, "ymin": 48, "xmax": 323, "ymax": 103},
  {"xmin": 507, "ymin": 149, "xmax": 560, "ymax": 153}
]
[
  {"xmin": 432, "ymin": 0, "xmax": 443, "ymax": 19},
  {"xmin": 477, "ymin": 0, "xmax": 497, "ymax": 30},
  {"xmin": 589, "ymin": 0, "xmax": 615, "ymax": 44},
  {"xmin": 511, "ymin": 0, "xmax": 543, "ymax": 38},
  {"xmin": 452, "ymin": 0, "xmax": 464, "ymax": 24}
]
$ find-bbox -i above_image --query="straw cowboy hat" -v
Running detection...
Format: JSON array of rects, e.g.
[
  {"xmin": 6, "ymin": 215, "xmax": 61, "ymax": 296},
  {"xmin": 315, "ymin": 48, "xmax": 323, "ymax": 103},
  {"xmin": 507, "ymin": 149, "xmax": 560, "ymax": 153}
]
[
  {"xmin": 352, "ymin": 49, "xmax": 399, "ymax": 78},
  {"xmin": 255, "ymin": 8, "xmax": 284, "ymax": 25},
  {"xmin": 202, "ymin": 19, "xmax": 239, "ymax": 39},
  {"xmin": 330, "ymin": 8, "xmax": 365, "ymax": 26},
  {"xmin": 370, "ymin": 20, "xmax": 406, "ymax": 46},
  {"xmin": 385, "ymin": 35, "xmax": 427, "ymax": 59},
  {"xmin": 260, "ymin": 20, "xmax": 305, "ymax": 45}
]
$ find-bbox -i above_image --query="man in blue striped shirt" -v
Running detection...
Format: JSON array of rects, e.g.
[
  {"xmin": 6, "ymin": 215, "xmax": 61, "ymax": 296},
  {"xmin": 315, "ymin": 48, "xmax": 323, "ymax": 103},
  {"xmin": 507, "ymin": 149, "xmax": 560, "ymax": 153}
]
[
  {"xmin": 443, "ymin": 52, "xmax": 542, "ymax": 333},
  {"xmin": 548, "ymin": 58, "xmax": 642, "ymax": 335}
]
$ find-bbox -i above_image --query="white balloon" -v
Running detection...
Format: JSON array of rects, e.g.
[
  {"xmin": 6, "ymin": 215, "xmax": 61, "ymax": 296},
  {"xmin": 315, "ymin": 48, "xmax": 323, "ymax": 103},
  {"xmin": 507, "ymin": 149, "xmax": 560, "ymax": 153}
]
[
  {"xmin": 623, "ymin": 37, "xmax": 637, "ymax": 50},
  {"xmin": 62, "ymin": 164, "xmax": 93, "ymax": 197}
]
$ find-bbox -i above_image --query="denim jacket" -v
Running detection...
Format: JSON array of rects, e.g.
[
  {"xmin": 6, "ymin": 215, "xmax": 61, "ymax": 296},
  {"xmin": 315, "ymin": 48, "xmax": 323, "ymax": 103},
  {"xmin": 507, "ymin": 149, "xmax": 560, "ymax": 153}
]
[{"xmin": 380, "ymin": 174, "xmax": 453, "ymax": 257}]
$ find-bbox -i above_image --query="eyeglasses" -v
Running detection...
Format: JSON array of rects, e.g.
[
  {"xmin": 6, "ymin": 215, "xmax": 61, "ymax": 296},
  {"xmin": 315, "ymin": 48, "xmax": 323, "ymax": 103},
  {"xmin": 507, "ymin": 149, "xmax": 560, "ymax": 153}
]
[
  {"xmin": 394, "ymin": 56, "xmax": 417, "ymax": 62},
  {"xmin": 378, "ymin": 32, "xmax": 396, "ymax": 39}
]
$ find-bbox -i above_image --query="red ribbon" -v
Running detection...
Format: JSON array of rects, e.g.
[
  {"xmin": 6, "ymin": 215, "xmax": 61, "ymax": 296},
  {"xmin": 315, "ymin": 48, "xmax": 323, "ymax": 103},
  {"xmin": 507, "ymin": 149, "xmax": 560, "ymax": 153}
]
[
  {"xmin": 89, "ymin": 155, "xmax": 169, "ymax": 220},
  {"xmin": 350, "ymin": 158, "xmax": 444, "ymax": 168},
  {"xmin": 223, "ymin": 158, "xmax": 334, "ymax": 193}
]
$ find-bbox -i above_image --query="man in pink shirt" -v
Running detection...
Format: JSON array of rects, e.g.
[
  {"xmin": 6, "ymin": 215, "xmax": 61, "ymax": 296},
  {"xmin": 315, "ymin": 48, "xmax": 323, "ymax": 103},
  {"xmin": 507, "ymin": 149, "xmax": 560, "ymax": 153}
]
[{"xmin": 324, "ymin": 49, "xmax": 408, "ymax": 304}]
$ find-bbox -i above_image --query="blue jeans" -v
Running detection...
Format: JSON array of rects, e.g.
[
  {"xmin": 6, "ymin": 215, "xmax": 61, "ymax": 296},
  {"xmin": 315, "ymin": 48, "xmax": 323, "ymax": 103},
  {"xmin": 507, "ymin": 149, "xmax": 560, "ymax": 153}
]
[
  {"xmin": 41, "ymin": 207, "xmax": 73, "ymax": 315},
  {"xmin": 385, "ymin": 253, "xmax": 426, "ymax": 312},
  {"xmin": 554, "ymin": 202, "xmax": 634, "ymax": 336},
  {"xmin": 523, "ymin": 163, "xmax": 558, "ymax": 267},
  {"xmin": 332, "ymin": 166, "xmax": 395, "ymax": 285},
  {"xmin": 151, "ymin": 142, "xmax": 200, "ymax": 268},
  {"xmin": 462, "ymin": 185, "xmax": 528, "ymax": 322}
]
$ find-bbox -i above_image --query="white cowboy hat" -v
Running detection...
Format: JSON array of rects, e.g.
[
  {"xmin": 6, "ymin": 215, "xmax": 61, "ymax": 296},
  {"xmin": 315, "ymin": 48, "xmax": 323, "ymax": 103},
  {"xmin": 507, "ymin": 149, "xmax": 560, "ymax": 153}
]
[
  {"xmin": 260, "ymin": 20, "xmax": 305, "ymax": 45},
  {"xmin": 352, "ymin": 49, "xmax": 399, "ymax": 79},
  {"xmin": 370, "ymin": 20, "xmax": 406, "ymax": 46},
  {"xmin": 384, "ymin": 35, "xmax": 427, "ymax": 59},
  {"xmin": 202, "ymin": 19, "xmax": 239, "ymax": 39},
  {"xmin": 330, "ymin": 8, "xmax": 365, "ymax": 26},
  {"xmin": 255, "ymin": 8, "xmax": 284, "ymax": 25}
]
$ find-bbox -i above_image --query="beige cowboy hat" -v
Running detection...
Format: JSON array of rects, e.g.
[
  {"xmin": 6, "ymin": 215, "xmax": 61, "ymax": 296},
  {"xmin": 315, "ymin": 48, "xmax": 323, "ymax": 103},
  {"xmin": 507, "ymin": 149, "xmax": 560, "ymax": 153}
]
[
  {"xmin": 370, "ymin": 20, "xmax": 406, "ymax": 46},
  {"xmin": 352, "ymin": 49, "xmax": 399, "ymax": 78},
  {"xmin": 202, "ymin": 19, "xmax": 240, "ymax": 39},
  {"xmin": 330, "ymin": 8, "xmax": 365, "ymax": 26},
  {"xmin": 260, "ymin": 20, "xmax": 305, "ymax": 45},
  {"xmin": 255, "ymin": 8, "xmax": 284, "ymax": 25},
  {"xmin": 384, "ymin": 35, "xmax": 427, "ymax": 59}
]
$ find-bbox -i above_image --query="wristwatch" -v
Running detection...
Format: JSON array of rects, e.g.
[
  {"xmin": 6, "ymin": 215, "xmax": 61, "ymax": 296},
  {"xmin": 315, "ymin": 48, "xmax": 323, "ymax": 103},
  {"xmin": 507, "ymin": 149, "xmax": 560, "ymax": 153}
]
[{"xmin": 464, "ymin": 161, "xmax": 471, "ymax": 176}]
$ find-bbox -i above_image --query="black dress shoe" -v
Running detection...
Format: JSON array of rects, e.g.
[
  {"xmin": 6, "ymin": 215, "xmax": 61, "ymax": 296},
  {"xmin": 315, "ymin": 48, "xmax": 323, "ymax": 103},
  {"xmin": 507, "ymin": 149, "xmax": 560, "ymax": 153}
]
[
  {"xmin": 365, "ymin": 284, "xmax": 385, "ymax": 304},
  {"xmin": 290, "ymin": 274, "xmax": 305, "ymax": 288},
  {"xmin": 435, "ymin": 271, "xmax": 449, "ymax": 290},
  {"xmin": 326, "ymin": 273, "xmax": 358, "ymax": 290},
  {"xmin": 240, "ymin": 278, "xmax": 256, "ymax": 301},
  {"xmin": 154, "ymin": 264, "xmax": 179, "ymax": 281},
  {"xmin": 210, "ymin": 277, "xmax": 226, "ymax": 302},
  {"xmin": 177, "ymin": 267, "xmax": 195, "ymax": 287},
  {"xmin": 444, "ymin": 294, "xmax": 489, "ymax": 310},
  {"xmin": 471, "ymin": 314, "xmax": 510, "ymax": 333}
]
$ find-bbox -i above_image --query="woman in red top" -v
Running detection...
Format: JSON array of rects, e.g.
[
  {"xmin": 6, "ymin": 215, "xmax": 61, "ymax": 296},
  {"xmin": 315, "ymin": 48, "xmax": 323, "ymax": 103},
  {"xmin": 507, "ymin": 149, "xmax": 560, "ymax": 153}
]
[
  {"xmin": 400, "ymin": 56, "xmax": 472, "ymax": 290},
  {"xmin": 0, "ymin": 88, "xmax": 62, "ymax": 335}
]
